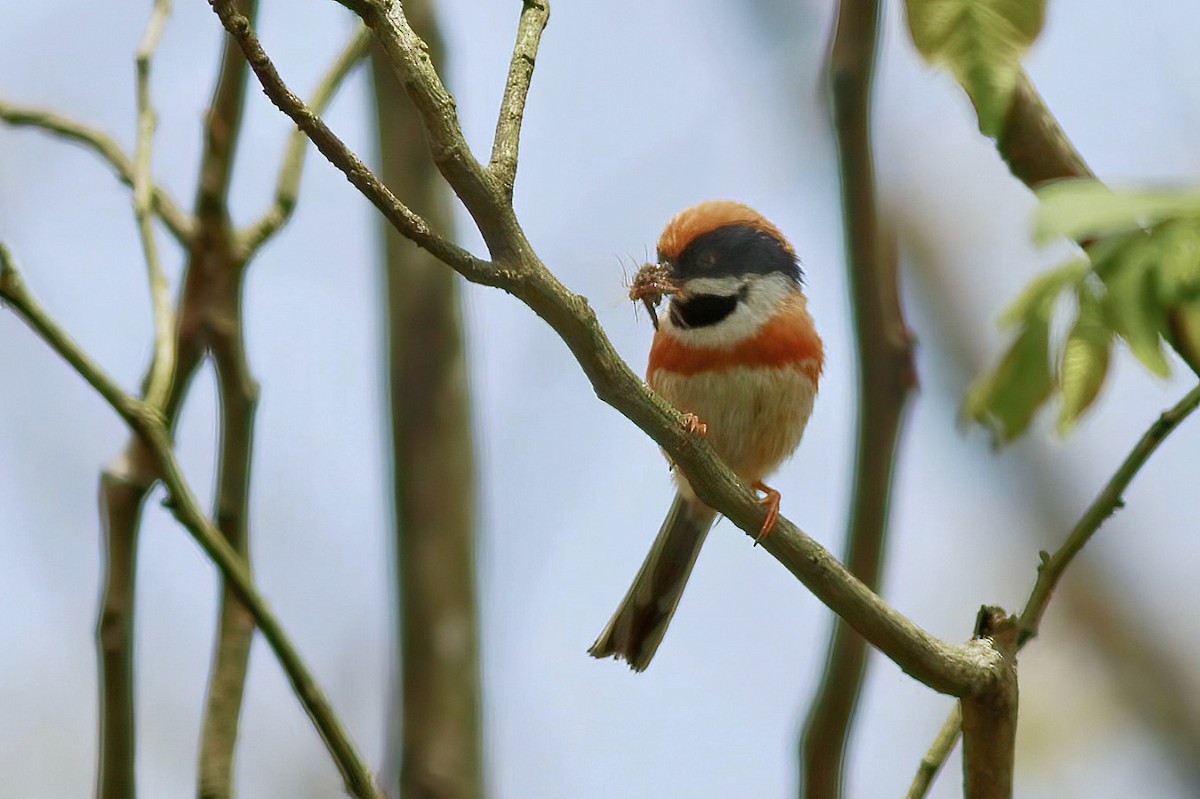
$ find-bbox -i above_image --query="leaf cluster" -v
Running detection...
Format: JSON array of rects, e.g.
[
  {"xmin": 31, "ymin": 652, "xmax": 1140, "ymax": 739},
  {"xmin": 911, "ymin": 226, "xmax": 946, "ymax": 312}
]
[{"xmin": 967, "ymin": 181, "xmax": 1200, "ymax": 443}]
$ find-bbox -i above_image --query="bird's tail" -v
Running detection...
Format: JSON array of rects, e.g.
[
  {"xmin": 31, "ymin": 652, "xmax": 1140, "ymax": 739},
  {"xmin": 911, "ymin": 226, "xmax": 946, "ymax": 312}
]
[{"xmin": 588, "ymin": 493, "xmax": 718, "ymax": 671}]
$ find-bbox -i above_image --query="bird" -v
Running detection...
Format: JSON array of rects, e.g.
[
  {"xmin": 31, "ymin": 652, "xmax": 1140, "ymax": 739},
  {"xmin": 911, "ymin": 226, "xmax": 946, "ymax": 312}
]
[{"xmin": 589, "ymin": 200, "xmax": 824, "ymax": 671}]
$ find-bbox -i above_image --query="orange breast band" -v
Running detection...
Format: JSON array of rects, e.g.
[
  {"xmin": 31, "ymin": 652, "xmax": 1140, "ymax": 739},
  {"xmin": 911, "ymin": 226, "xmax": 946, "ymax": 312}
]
[{"xmin": 648, "ymin": 302, "xmax": 824, "ymax": 382}]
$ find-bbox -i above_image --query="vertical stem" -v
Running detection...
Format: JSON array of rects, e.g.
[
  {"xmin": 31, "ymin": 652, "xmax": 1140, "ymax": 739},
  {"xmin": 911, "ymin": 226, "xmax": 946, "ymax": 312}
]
[
  {"xmin": 800, "ymin": 0, "xmax": 917, "ymax": 796},
  {"xmin": 95, "ymin": 474, "xmax": 143, "ymax": 799},
  {"xmin": 197, "ymin": 269, "xmax": 259, "ymax": 799},
  {"xmin": 133, "ymin": 0, "xmax": 176, "ymax": 409},
  {"xmin": 371, "ymin": 3, "xmax": 485, "ymax": 796},
  {"xmin": 96, "ymin": 331, "xmax": 204, "ymax": 799},
  {"xmin": 960, "ymin": 609, "xmax": 1019, "ymax": 799},
  {"xmin": 194, "ymin": 3, "xmax": 258, "ymax": 796}
]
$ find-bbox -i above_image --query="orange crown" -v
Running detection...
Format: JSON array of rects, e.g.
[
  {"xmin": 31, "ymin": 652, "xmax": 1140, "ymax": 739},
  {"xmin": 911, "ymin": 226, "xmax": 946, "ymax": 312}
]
[{"xmin": 656, "ymin": 200, "xmax": 796, "ymax": 262}]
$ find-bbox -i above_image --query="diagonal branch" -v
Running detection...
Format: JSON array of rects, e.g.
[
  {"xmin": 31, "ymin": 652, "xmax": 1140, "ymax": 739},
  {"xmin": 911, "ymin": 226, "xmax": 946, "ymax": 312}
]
[
  {"xmin": 210, "ymin": 0, "xmax": 1005, "ymax": 700},
  {"xmin": 996, "ymin": 71, "xmax": 1095, "ymax": 189},
  {"xmin": 0, "ymin": 245, "xmax": 382, "ymax": 799},
  {"xmin": 1017, "ymin": 382, "xmax": 1200, "ymax": 640},
  {"xmin": 488, "ymin": 0, "xmax": 549, "ymax": 195},
  {"xmin": 0, "ymin": 101, "xmax": 193, "ymax": 243},
  {"xmin": 238, "ymin": 25, "xmax": 373, "ymax": 260},
  {"xmin": 905, "ymin": 705, "xmax": 962, "ymax": 799}
]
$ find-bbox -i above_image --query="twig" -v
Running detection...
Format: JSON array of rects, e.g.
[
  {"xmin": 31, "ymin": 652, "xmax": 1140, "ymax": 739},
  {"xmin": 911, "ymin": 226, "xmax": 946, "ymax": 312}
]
[
  {"xmin": 210, "ymin": 0, "xmax": 1005, "ymax": 699},
  {"xmin": 0, "ymin": 245, "xmax": 381, "ymax": 799},
  {"xmin": 801, "ymin": 1, "xmax": 917, "ymax": 795},
  {"xmin": 209, "ymin": 1, "xmax": 486, "ymax": 276},
  {"xmin": 905, "ymin": 705, "xmax": 962, "ymax": 799},
  {"xmin": 133, "ymin": 0, "xmax": 176, "ymax": 410},
  {"xmin": 238, "ymin": 25, "xmax": 373, "ymax": 260},
  {"xmin": 1017, "ymin": 383, "xmax": 1200, "ymax": 638},
  {"xmin": 0, "ymin": 100, "xmax": 193, "ymax": 243},
  {"xmin": 488, "ymin": 0, "xmax": 549, "ymax": 195}
]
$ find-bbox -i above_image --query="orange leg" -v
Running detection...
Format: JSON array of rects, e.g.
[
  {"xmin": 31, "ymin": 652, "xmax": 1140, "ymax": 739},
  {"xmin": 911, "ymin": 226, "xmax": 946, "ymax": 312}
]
[
  {"xmin": 683, "ymin": 413, "xmax": 707, "ymax": 436},
  {"xmin": 752, "ymin": 481, "xmax": 781, "ymax": 543}
]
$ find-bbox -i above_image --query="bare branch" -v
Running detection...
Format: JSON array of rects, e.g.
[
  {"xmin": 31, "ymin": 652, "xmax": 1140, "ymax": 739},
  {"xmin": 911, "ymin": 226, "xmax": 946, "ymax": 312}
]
[
  {"xmin": 0, "ymin": 100, "xmax": 193, "ymax": 243},
  {"xmin": 238, "ymin": 25, "xmax": 373, "ymax": 260},
  {"xmin": 488, "ymin": 0, "xmax": 549, "ymax": 194},
  {"xmin": 0, "ymin": 244, "xmax": 381, "ymax": 799},
  {"xmin": 208, "ymin": 0, "xmax": 487, "ymax": 277},
  {"xmin": 133, "ymin": 0, "xmax": 176, "ymax": 410}
]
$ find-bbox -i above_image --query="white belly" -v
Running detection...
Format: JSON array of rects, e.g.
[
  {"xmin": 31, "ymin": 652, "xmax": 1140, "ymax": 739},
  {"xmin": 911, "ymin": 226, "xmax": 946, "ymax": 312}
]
[{"xmin": 650, "ymin": 365, "xmax": 816, "ymax": 496}]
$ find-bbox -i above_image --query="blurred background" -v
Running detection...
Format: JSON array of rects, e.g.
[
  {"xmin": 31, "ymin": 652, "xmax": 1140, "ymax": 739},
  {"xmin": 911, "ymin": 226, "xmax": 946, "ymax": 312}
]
[{"xmin": 3, "ymin": 0, "xmax": 1200, "ymax": 796}]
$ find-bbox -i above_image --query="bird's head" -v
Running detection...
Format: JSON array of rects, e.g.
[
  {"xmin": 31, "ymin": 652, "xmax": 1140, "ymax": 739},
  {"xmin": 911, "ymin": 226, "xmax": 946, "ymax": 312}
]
[{"xmin": 633, "ymin": 201, "xmax": 803, "ymax": 345}]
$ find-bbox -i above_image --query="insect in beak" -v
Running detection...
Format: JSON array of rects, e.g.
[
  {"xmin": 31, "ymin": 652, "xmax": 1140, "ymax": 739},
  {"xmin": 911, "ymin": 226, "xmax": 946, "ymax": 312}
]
[{"xmin": 628, "ymin": 262, "xmax": 678, "ymax": 330}]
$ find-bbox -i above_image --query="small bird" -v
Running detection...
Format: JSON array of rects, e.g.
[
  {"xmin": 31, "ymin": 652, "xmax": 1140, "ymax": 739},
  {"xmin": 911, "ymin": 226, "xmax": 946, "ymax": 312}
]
[{"xmin": 589, "ymin": 200, "xmax": 823, "ymax": 671}]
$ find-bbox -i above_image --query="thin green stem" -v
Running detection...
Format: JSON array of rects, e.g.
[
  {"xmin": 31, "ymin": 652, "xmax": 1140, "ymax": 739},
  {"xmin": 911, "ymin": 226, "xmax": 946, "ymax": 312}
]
[
  {"xmin": 133, "ymin": 0, "xmax": 176, "ymax": 411},
  {"xmin": 905, "ymin": 705, "xmax": 962, "ymax": 799},
  {"xmin": 1017, "ymin": 382, "xmax": 1200, "ymax": 638}
]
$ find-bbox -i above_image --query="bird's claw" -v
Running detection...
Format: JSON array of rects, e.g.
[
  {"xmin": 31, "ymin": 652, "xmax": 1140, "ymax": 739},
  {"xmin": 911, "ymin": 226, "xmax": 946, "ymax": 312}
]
[
  {"xmin": 684, "ymin": 413, "xmax": 707, "ymax": 436},
  {"xmin": 751, "ymin": 481, "xmax": 781, "ymax": 545}
]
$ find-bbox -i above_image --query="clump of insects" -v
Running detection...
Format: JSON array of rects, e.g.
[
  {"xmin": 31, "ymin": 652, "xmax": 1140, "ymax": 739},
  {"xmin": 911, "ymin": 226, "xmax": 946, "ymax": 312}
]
[{"xmin": 627, "ymin": 261, "xmax": 677, "ymax": 330}]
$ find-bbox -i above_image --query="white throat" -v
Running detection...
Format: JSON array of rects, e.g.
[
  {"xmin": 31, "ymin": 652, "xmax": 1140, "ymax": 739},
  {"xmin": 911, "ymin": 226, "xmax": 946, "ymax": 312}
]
[{"xmin": 659, "ymin": 272, "xmax": 796, "ymax": 349}]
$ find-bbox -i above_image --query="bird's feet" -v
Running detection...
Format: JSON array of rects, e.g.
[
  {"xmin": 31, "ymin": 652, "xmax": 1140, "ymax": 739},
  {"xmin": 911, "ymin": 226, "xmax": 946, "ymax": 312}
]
[
  {"xmin": 751, "ymin": 481, "xmax": 781, "ymax": 544},
  {"xmin": 683, "ymin": 413, "xmax": 707, "ymax": 436}
]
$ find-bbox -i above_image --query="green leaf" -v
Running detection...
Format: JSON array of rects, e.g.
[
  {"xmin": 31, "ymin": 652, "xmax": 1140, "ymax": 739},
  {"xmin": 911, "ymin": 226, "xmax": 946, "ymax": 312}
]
[
  {"xmin": 1057, "ymin": 284, "xmax": 1112, "ymax": 434},
  {"xmin": 905, "ymin": 0, "xmax": 1045, "ymax": 136},
  {"xmin": 998, "ymin": 258, "xmax": 1088, "ymax": 328},
  {"xmin": 1100, "ymin": 242, "xmax": 1171, "ymax": 377},
  {"xmin": 1035, "ymin": 180, "xmax": 1200, "ymax": 245},
  {"xmin": 1151, "ymin": 219, "xmax": 1200, "ymax": 304},
  {"xmin": 966, "ymin": 303, "xmax": 1055, "ymax": 443}
]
